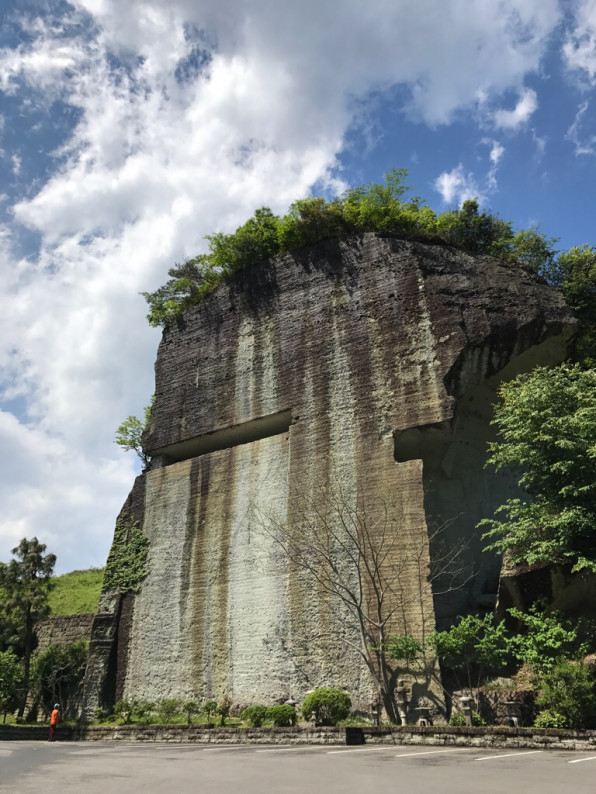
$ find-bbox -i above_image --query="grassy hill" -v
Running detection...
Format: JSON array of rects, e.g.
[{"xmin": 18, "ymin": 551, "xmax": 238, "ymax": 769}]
[{"xmin": 48, "ymin": 567, "xmax": 104, "ymax": 615}]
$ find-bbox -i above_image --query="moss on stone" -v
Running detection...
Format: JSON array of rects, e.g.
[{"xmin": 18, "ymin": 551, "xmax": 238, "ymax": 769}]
[{"xmin": 103, "ymin": 518, "xmax": 149, "ymax": 594}]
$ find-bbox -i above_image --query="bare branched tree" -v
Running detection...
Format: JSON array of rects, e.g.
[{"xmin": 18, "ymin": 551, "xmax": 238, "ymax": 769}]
[{"xmin": 254, "ymin": 484, "xmax": 470, "ymax": 723}]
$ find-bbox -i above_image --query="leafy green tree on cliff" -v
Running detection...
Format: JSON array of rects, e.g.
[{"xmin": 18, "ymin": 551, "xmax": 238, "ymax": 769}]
[
  {"xmin": 480, "ymin": 364, "xmax": 596, "ymax": 573},
  {"xmin": 542, "ymin": 244, "xmax": 596, "ymax": 366},
  {"xmin": 115, "ymin": 398, "xmax": 154, "ymax": 468},
  {"xmin": 144, "ymin": 170, "xmax": 560, "ymax": 327},
  {"xmin": 0, "ymin": 537, "xmax": 56, "ymax": 716}
]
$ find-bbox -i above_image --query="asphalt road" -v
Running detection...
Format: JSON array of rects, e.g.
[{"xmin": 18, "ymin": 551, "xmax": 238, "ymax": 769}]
[{"xmin": 2, "ymin": 741, "xmax": 596, "ymax": 794}]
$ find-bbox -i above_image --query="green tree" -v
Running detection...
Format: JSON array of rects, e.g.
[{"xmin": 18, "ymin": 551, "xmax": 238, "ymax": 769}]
[
  {"xmin": 480, "ymin": 364, "xmax": 596, "ymax": 572},
  {"xmin": 142, "ymin": 256, "xmax": 218, "ymax": 328},
  {"xmin": 114, "ymin": 399, "xmax": 154, "ymax": 467},
  {"xmin": 0, "ymin": 649, "xmax": 22, "ymax": 723},
  {"xmin": 543, "ymin": 244, "xmax": 596, "ymax": 366},
  {"xmin": 182, "ymin": 700, "xmax": 199, "ymax": 725},
  {"xmin": 0, "ymin": 538, "xmax": 55, "ymax": 717},
  {"xmin": 508, "ymin": 605, "xmax": 583, "ymax": 673},
  {"xmin": 30, "ymin": 641, "xmax": 88, "ymax": 718},
  {"xmin": 510, "ymin": 227, "xmax": 557, "ymax": 272},
  {"xmin": 207, "ymin": 207, "xmax": 281, "ymax": 273},
  {"xmin": 203, "ymin": 699, "xmax": 218, "ymax": 721},
  {"xmin": 427, "ymin": 614, "xmax": 510, "ymax": 691},
  {"xmin": 436, "ymin": 199, "xmax": 513, "ymax": 254}
]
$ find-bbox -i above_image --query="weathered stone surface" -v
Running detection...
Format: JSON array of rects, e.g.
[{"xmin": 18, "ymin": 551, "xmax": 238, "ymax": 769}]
[
  {"xmin": 81, "ymin": 474, "xmax": 146, "ymax": 720},
  {"xmin": 86, "ymin": 234, "xmax": 574, "ymax": 716},
  {"xmin": 35, "ymin": 614, "xmax": 94, "ymax": 652}
]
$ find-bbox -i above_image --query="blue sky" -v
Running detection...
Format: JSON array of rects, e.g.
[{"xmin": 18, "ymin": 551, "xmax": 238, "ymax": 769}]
[{"xmin": 0, "ymin": 0, "xmax": 595, "ymax": 572}]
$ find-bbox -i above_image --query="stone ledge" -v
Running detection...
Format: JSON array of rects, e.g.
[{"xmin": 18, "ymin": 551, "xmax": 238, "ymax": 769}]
[{"xmin": 3, "ymin": 724, "xmax": 596, "ymax": 751}]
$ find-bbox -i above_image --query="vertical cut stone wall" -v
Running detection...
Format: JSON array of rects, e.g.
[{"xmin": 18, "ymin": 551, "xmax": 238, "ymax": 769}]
[{"xmin": 84, "ymin": 234, "xmax": 575, "ymax": 716}]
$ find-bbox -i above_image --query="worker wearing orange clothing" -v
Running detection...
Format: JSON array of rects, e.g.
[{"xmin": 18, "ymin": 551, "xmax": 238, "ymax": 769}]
[{"xmin": 49, "ymin": 703, "xmax": 60, "ymax": 741}]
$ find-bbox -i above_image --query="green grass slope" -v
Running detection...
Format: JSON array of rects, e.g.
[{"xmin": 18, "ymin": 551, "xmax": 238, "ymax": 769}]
[{"xmin": 48, "ymin": 567, "xmax": 104, "ymax": 615}]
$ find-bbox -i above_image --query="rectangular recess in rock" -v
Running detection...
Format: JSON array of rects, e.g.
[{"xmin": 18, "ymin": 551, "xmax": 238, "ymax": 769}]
[{"xmin": 149, "ymin": 409, "xmax": 292, "ymax": 465}]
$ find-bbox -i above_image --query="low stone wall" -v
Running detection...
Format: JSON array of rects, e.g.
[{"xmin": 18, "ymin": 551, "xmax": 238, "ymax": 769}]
[
  {"xmin": 0, "ymin": 725, "xmax": 343, "ymax": 744},
  {"xmin": 35, "ymin": 614, "xmax": 95, "ymax": 651},
  {"xmin": 4, "ymin": 724, "xmax": 596, "ymax": 751},
  {"xmin": 363, "ymin": 725, "xmax": 596, "ymax": 751}
]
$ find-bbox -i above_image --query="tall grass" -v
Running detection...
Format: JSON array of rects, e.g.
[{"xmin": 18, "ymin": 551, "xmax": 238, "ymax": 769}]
[{"xmin": 48, "ymin": 568, "xmax": 104, "ymax": 615}]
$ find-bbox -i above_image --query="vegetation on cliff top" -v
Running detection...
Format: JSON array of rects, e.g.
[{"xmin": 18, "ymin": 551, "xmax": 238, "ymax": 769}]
[
  {"xmin": 142, "ymin": 169, "xmax": 560, "ymax": 328},
  {"xmin": 48, "ymin": 568, "xmax": 104, "ymax": 616}
]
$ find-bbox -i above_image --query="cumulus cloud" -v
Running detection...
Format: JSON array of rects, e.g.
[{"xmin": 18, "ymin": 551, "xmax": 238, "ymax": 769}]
[
  {"xmin": 434, "ymin": 137, "xmax": 506, "ymax": 206},
  {"xmin": 434, "ymin": 164, "xmax": 483, "ymax": 206},
  {"xmin": 563, "ymin": 0, "xmax": 596, "ymax": 84},
  {"xmin": 493, "ymin": 88, "xmax": 538, "ymax": 130},
  {"xmin": 0, "ymin": 0, "xmax": 564, "ymax": 569}
]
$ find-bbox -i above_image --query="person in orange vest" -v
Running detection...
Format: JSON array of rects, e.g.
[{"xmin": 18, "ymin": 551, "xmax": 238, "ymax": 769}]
[{"xmin": 49, "ymin": 703, "xmax": 60, "ymax": 741}]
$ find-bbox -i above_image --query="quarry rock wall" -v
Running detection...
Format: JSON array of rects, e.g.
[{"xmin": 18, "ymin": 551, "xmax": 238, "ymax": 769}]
[
  {"xmin": 82, "ymin": 234, "xmax": 575, "ymax": 718},
  {"xmin": 34, "ymin": 614, "xmax": 94, "ymax": 652}
]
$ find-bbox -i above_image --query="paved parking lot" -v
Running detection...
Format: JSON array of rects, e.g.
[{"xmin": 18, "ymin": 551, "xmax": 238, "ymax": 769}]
[{"xmin": 2, "ymin": 741, "xmax": 596, "ymax": 794}]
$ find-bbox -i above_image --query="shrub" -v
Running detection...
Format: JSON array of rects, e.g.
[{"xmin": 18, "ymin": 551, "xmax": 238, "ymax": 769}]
[
  {"xmin": 157, "ymin": 698, "xmax": 180, "ymax": 724},
  {"xmin": 217, "ymin": 695, "xmax": 232, "ymax": 726},
  {"xmin": 114, "ymin": 699, "xmax": 136, "ymax": 724},
  {"xmin": 134, "ymin": 700, "xmax": 156, "ymax": 723},
  {"xmin": 203, "ymin": 700, "xmax": 218, "ymax": 720},
  {"xmin": 93, "ymin": 706, "xmax": 110, "ymax": 722},
  {"xmin": 535, "ymin": 659, "xmax": 596, "ymax": 729},
  {"xmin": 448, "ymin": 710, "xmax": 486, "ymax": 727},
  {"xmin": 534, "ymin": 709, "xmax": 570, "ymax": 729},
  {"xmin": 241, "ymin": 705, "xmax": 268, "ymax": 727},
  {"xmin": 267, "ymin": 704, "xmax": 297, "ymax": 727},
  {"xmin": 301, "ymin": 688, "xmax": 351, "ymax": 726}
]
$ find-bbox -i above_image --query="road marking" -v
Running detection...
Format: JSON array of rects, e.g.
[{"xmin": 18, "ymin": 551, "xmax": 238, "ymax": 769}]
[
  {"xmin": 474, "ymin": 751, "xmax": 543, "ymax": 762},
  {"xmin": 327, "ymin": 747, "xmax": 398, "ymax": 754},
  {"xmin": 568, "ymin": 756, "xmax": 596, "ymax": 764},
  {"xmin": 255, "ymin": 746, "xmax": 332, "ymax": 753},
  {"xmin": 394, "ymin": 749, "xmax": 467, "ymax": 758}
]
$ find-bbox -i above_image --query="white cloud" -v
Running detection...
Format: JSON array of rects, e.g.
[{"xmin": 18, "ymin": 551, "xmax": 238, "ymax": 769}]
[
  {"xmin": 434, "ymin": 137, "xmax": 506, "ymax": 206},
  {"xmin": 563, "ymin": 0, "xmax": 596, "ymax": 84},
  {"xmin": 566, "ymin": 100, "xmax": 596, "ymax": 154},
  {"xmin": 493, "ymin": 88, "xmax": 538, "ymax": 130},
  {"xmin": 0, "ymin": 0, "xmax": 564, "ymax": 569},
  {"xmin": 434, "ymin": 164, "xmax": 483, "ymax": 206},
  {"xmin": 487, "ymin": 140, "xmax": 505, "ymax": 189},
  {"xmin": 532, "ymin": 130, "xmax": 547, "ymax": 160},
  {"xmin": 488, "ymin": 141, "xmax": 505, "ymax": 166}
]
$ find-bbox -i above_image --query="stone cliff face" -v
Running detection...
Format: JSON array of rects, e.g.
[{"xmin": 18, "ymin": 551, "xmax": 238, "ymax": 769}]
[{"xmin": 82, "ymin": 234, "xmax": 575, "ymax": 717}]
